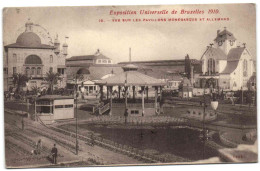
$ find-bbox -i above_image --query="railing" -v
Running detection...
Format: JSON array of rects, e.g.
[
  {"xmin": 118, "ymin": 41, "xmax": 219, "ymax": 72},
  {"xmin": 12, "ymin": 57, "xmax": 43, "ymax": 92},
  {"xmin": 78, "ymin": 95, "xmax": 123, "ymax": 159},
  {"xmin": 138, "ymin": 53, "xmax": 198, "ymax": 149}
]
[
  {"xmin": 50, "ymin": 126, "xmax": 189, "ymax": 163},
  {"xmin": 99, "ymin": 103, "xmax": 110, "ymax": 115},
  {"xmin": 112, "ymin": 103, "xmax": 155, "ymax": 108}
]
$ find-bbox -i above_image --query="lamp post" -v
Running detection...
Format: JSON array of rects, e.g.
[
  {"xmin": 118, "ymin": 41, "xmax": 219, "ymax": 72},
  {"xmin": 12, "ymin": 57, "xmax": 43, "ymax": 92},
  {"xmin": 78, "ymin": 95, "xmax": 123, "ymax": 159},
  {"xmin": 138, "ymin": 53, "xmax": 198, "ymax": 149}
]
[
  {"xmin": 124, "ymin": 72, "xmax": 128, "ymax": 124},
  {"xmin": 26, "ymin": 82, "xmax": 29, "ymax": 118},
  {"xmin": 74, "ymin": 75, "xmax": 79, "ymax": 155}
]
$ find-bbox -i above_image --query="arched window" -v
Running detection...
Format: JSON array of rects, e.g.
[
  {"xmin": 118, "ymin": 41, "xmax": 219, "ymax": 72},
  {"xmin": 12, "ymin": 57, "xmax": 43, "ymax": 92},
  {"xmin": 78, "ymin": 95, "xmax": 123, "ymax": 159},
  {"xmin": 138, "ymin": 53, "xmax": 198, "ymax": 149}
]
[
  {"xmin": 243, "ymin": 59, "xmax": 248, "ymax": 71},
  {"xmin": 243, "ymin": 59, "xmax": 248, "ymax": 77},
  {"xmin": 25, "ymin": 55, "xmax": 42, "ymax": 64},
  {"xmin": 37, "ymin": 67, "xmax": 41, "ymax": 75},
  {"xmin": 13, "ymin": 54, "xmax": 17, "ymax": 63},
  {"xmin": 207, "ymin": 58, "xmax": 216, "ymax": 75},
  {"xmin": 31, "ymin": 67, "xmax": 36, "ymax": 75},
  {"xmin": 25, "ymin": 67, "xmax": 30, "ymax": 76},
  {"xmin": 49, "ymin": 67, "xmax": 53, "ymax": 73},
  {"xmin": 50, "ymin": 55, "xmax": 53, "ymax": 63}
]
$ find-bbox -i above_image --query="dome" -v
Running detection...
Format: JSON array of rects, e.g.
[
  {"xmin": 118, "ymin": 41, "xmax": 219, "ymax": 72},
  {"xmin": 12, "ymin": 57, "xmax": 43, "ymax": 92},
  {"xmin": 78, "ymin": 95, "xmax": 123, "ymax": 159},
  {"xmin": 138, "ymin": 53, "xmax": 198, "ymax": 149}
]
[{"xmin": 16, "ymin": 32, "xmax": 41, "ymax": 47}]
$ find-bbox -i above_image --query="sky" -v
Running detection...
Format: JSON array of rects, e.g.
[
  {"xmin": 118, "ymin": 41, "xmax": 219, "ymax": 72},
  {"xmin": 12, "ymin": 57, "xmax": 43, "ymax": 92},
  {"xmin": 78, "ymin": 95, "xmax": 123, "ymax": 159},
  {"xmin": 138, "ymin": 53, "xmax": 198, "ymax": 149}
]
[{"xmin": 3, "ymin": 4, "xmax": 256, "ymax": 63}]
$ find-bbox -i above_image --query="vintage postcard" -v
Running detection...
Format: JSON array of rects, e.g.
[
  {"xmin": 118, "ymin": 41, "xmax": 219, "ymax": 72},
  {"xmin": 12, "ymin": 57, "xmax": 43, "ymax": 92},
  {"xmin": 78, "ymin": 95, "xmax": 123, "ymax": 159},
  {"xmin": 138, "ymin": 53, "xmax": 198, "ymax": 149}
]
[{"xmin": 3, "ymin": 3, "xmax": 257, "ymax": 168}]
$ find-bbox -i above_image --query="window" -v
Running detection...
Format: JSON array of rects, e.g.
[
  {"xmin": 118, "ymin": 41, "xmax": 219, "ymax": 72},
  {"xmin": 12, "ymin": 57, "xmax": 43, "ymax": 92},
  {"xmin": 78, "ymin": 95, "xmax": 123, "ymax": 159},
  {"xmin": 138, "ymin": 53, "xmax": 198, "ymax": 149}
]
[
  {"xmin": 131, "ymin": 110, "xmax": 139, "ymax": 114},
  {"xmin": 49, "ymin": 67, "xmax": 53, "ymax": 73},
  {"xmin": 50, "ymin": 55, "xmax": 53, "ymax": 63},
  {"xmin": 102, "ymin": 59, "xmax": 107, "ymax": 63},
  {"xmin": 243, "ymin": 59, "xmax": 248, "ymax": 77},
  {"xmin": 25, "ymin": 55, "xmax": 42, "ymax": 64},
  {"xmin": 13, "ymin": 67, "xmax": 17, "ymax": 74},
  {"xmin": 55, "ymin": 105, "xmax": 63, "ymax": 109},
  {"xmin": 58, "ymin": 68, "xmax": 65, "ymax": 75},
  {"xmin": 98, "ymin": 59, "xmax": 101, "ymax": 63},
  {"xmin": 65, "ymin": 104, "xmax": 73, "ymax": 108},
  {"xmin": 37, "ymin": 67, "xmax": 41, "ymax": 75},
  {"xmin": 108, "ymin": 60, "xmax": 111, "ymax": 63},
  {"xmin": 13, "ymin": 54, "xmax": 17, "ymax": 63},
  {"xmin": 31, "ymin": 67, "xmax": 36, "ymax": 75},
  {"xmin": 25, "ymin": 67, "xmax": 30, "ymax": 76},
  {"xmin": 4, "ymin": 68, "xmax": 8, "ymax": 74},
  {"xmin": 207, "ymin": 58, "xmax": 216, "ymax": 75}
]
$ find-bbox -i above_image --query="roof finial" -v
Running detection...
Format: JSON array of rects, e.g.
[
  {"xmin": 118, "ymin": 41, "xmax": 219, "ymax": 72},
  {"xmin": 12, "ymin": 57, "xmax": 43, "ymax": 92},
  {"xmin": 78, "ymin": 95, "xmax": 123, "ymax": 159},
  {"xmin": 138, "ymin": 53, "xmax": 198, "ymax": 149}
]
[
  {"xmin": 25, "ymin": 18, "xmax": 33, "ymax": 32},
  {"xmin": 95, "ymin": 49, "xmax": 100, "ymax": 56},
  {"xmin": 210, "ymin": 43, "xmax": 213, "ymax": 47},
  {"xmin": 224, "ymin": 27, "xmax": 227, "ymax": 30}
]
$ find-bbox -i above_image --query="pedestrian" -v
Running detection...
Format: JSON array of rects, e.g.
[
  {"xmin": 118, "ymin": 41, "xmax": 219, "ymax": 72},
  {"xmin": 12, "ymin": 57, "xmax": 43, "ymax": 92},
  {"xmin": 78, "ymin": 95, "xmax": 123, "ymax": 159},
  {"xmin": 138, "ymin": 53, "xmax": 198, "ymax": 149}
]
[
  {"xmin": 51, "ymin": 144, "xmax": 58, "ymax": 164},
  {"xmin": 36, "ymin": 139, "xmax": 42, "ymax": 155}
]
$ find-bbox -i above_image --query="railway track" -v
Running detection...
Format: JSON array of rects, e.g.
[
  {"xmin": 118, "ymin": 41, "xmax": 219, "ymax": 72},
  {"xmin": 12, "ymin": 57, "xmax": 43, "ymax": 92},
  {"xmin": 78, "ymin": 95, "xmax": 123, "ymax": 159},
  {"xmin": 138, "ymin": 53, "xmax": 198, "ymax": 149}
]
[{"xmin": 5, "ymin": 110, "xmax": 188, "ymax": 164}]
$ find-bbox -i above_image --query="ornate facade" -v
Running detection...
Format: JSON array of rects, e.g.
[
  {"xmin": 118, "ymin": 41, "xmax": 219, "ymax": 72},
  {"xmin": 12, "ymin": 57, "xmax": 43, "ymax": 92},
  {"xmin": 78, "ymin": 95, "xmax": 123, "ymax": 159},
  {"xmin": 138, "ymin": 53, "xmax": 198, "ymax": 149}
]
[
  {"xmin": 4, "ymin": 19, "xmax": 68, "ymax": 91},
  {"xmin": 199, "ymin": 27, "xmax": 255, "ymax": 91}
]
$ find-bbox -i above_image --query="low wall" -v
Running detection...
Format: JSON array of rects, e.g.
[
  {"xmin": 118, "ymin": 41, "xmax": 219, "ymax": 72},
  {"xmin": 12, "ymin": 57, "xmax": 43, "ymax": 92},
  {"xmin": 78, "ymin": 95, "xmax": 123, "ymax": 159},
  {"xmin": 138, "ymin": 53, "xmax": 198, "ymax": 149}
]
[
  {"xmin": 182, "ymin": 109, "xmax": 217, "ymax": 122},
  {"xmin": 193, "ymin": 88, "xmax": 211, "ymax": 96},
  {"xmin": 38, "ymin": 114, "xmax": 54, "ymax": 124}
]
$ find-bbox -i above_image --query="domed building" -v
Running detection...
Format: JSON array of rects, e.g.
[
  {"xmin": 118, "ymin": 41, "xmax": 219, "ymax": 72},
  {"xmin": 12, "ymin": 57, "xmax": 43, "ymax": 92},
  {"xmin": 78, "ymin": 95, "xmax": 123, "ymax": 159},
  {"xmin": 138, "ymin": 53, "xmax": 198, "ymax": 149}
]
[{"xmin": 4, "ymin": 19, "xmax": 68, "ymax": 91}]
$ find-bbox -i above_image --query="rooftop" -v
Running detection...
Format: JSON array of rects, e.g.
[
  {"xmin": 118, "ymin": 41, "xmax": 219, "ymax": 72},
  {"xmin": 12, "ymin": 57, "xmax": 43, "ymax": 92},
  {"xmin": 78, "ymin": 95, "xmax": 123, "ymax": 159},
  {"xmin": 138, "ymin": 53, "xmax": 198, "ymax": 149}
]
[
  {"xmin": 95, "ymin": 70, "xmax": 166, "ymax": 86},
  {"xmin": 202, "ymin": 47, "xmax": 227, "ymax": 60},
  {"xmin": 37, "ymin": 95, "xmax": 74, "ymax": 100},
  {"xmin": 67, "ymin": 50, "xmax": 110, "ymax": 61},
  {"xmin": 214, "ymin": 28, "xmax": 236, "ymax": 42},
  {"xmin": 221, "ymin": 47, "xmax": 246, "ymax": 74}
]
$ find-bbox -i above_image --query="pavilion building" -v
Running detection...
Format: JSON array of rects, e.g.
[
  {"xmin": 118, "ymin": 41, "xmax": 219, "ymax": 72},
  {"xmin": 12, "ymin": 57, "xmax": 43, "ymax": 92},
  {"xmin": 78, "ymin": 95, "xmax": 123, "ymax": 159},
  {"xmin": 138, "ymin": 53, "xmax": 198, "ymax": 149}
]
[
  {"xmin": 95, "ymin": 64, "xmax": 166, "ymax": 116},
  {"xmin": 4, "ymin": 19, "xmax": 68, "ymax": 91}
]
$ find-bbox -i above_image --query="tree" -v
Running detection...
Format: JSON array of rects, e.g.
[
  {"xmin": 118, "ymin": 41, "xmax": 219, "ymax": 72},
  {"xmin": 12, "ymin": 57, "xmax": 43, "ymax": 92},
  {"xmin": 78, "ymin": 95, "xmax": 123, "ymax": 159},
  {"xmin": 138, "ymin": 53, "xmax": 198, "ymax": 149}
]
[
  {"xmin": 13, "ymin": 73, "xmax": 29, "ymax": 93},
  {"xmin": 184, "ymin": 54, "xmax": 191, "ymax": 79},
  {"xmin": 45, "ymin": 71, "xmax": 61, "ymax": 94},
  {"xmin": 31, "ymin": 86, "xmax": 41, "ymax": 95}
]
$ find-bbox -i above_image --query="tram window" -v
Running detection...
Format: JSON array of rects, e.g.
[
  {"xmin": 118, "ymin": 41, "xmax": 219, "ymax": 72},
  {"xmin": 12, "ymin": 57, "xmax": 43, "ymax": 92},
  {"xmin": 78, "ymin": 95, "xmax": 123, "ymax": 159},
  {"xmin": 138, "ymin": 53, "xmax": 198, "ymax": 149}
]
[
  {"xmin": 55, "ymin": 105, "xmax": 64, "ymax": 109},
  {"xmin": 65, "ymin": 104, "xmax": 73, "ymax": 108},
  {"xmin": 131, "ymin": 110, "xmax": 139, "ymax": 114}
]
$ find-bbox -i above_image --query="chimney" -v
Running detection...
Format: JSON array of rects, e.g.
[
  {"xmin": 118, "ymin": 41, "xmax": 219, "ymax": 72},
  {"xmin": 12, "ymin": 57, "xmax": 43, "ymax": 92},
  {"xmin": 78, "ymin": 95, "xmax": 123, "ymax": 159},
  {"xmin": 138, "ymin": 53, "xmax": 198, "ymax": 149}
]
[
  {"xmin": 210, "ymin": 43, "xmax": 213, "ymax": 47},
  {"xmin": 243, "ymin": 43, "xmax": 246, "ymax": 48},
  {"xmin": 129, "ymin": 47, "xmax": 131, "ymax": 62}
]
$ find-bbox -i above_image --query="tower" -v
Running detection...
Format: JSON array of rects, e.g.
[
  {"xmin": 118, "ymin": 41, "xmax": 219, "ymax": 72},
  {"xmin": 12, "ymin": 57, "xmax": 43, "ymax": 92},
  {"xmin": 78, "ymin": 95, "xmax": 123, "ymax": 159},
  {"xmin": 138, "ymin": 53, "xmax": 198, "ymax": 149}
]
[
  {"xmin": 62, "ymin": 36, "xmax": 69, "ymax": 56},
  {"xmin": 214, "ymin": 27, "xmax": 236, "ymax": 55},
  {"xmin": 54, "ymin": 34, "xmax": 60, "ymax": 55}
]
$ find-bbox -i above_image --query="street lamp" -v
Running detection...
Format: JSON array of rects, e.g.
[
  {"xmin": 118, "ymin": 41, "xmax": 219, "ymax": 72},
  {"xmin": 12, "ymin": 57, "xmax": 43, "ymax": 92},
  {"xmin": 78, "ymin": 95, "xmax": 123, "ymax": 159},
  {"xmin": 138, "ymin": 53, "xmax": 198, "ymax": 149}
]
[
  {"xmin": 25, "ymin": 82, "xmax": 30, "ymax": 118},
  {"xmin": 124, "ymin": 69, "xmax": 128, "ymax": 124},
  {"xmin": 74, "ymin": 75, "xmax": 79, "ymax": 155}
]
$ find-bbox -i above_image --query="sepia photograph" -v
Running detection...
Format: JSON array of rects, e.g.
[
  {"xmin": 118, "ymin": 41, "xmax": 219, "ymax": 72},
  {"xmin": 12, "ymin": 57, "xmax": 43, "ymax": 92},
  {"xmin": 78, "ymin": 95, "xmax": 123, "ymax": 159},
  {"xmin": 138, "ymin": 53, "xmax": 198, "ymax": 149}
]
[{"xmin": 2, "ymin": 3, "xmax": 257, "ymax": 168}]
